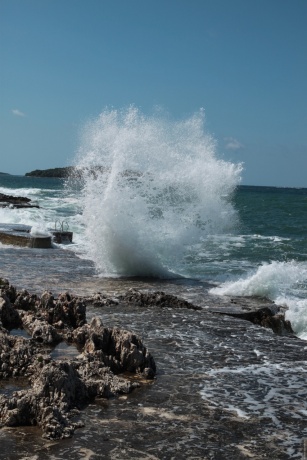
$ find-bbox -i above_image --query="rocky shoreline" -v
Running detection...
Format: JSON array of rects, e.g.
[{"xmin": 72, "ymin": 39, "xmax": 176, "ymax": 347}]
[
  {"xmin": 0, "ymin": 276, "xmax": 297, "ymax": 442},
  {"xmin": 0, "ymin": 279, "xmax": 155, "ymax": 439},
  {"xmin": 0, "ymin": 193, "xmax": 39, "ymax": 209},
  {"xmin": 1, "ymin": 249, "xmax": 307, "ymax": 458}
]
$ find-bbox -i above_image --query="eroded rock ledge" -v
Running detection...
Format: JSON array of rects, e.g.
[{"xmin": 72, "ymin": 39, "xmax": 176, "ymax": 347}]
[
  {"xmin": 0, "ymin": 279, "xmax": 294, "ymax": 441},
  {"xmin": 120, "ymin": 289, "xmax": 202, "ymax": 310},
  {"xmin": 0, "ymin": 193, "xmax": 39, "ymax": 209},
  {"xmin": 0, "ymin": 279, "xmax": 156, "ymax": 439},
  {"xmin": 118, "ymin": 288, "xmax": 293, "ymax": 335}
]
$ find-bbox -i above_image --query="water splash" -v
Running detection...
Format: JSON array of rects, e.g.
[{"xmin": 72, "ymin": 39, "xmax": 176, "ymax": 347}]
[
  {"xmin": 74, "ymin": 106, "xmax": 242, "ymax": 277},
  {"xmin": 210, "ymin": 260, "xmax": 307, "ymax": 338}
]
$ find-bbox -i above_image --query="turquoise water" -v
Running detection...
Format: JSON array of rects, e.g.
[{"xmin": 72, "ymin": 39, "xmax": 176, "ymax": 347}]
[{"xmin": 1, "ymin": 175, "xmax": 307, "ymax": 338}]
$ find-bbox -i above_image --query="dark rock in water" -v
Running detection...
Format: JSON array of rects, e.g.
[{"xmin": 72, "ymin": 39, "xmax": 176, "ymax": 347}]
[
  {"xmin": 22, "ymin": 314, "xmax": 62, "ymax": 345},
  {"xmin": 14, "ymin": 289, "xmax": 38, "ymax": 311},
  {"xmin": 121, "ymin": 288, "xmax": 202, "ymax": 310},
  {"xmin": 76, "ymin": 316, "xmax": 156, "ymax": 376},
  {"xmin": 2, "ymin": 276, "xmax": 307, "ymax": 457},
  {"xmin": 0, "ymin": 281, "xmax": 156, "ymax": 439},
  {"xmin": 120, "ymin": 289, "xmax": 292, "ymax": 336},
  {"xmin": 0, "ymin": 294, "xmax": 22, "ymax": 330},
  {"xmin": 40, "ymin": 291, "xmax": 86, "ymax": 329},
  {"xmin": 0, "ymin": 278, "xmax": 17, "ymax": 303},
  {"xmin": 0, "ymin": 193, "xmax": 39, "ymax": 209},
  {"xmin": 219, "ymin": 305, "xmax": 294, "ymax": 335}
]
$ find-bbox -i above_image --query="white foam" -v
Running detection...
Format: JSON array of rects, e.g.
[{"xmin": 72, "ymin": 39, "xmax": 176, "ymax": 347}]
[
  {"xmin": 210, "ymin": 261, "xmax": 307, "ymax": 337},
  {"xmin": 74, "ymin": 106, "xmax": 242, "ymax": 277},
  {"xmin": 210, "ymin": 261, "xmax": 307, "ymax": 298},
  {"xmin": 29, "ymin": 225, "xmax": 51, "ymax": 237},
  {"xmin": 200, "ymin": 361, "xmax": 307, "ymax": 427}
]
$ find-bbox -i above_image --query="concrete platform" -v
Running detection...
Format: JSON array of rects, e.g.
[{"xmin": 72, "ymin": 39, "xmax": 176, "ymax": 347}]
[
  {"xmin": 51, "ymin": 231, "xmax": 73, "ymax": 244},
  {"xmin": 0, "ymin": 224, "xmax": 52, "ymax": 249}
]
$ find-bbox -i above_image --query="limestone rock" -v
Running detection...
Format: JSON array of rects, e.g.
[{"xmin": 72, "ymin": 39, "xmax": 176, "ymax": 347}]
[
  {"xmin": 0, "ymin": 282, "xmax": 156, "ymax": 439},
  {"xmin": 0, "ymin": 295, "xmax": 21, "ymax": 330},
  {"xmin": 122, "ymin": 289, "xmax": 201, "ymax": 310}
]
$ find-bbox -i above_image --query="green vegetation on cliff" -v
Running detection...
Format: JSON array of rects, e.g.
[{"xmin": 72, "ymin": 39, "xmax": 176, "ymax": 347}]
[{"xmin": 25, "ymin": 167, "xmax": 75, "ymax": 178}]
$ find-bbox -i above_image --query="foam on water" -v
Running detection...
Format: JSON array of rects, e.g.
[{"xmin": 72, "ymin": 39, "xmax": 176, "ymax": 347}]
[
  {"xmin": 74, "ymin": 106, "xmax": 242, "ymax": 277},
  {"xmin": 200, "ymin": 361, "xmax": 307, "ymax": 428},
  {"xmin": 210, "ymin": 260, "xmax": 307, "ymax": 338},
  {"xmin": 0, "ymin": 181, "xmax": 84, "ymax": 246}
]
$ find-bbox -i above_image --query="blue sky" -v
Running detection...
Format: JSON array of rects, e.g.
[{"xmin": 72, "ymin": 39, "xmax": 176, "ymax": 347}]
[{"xmin": 1, "ymin": 0, "xmax": 306, "ymax": 186}]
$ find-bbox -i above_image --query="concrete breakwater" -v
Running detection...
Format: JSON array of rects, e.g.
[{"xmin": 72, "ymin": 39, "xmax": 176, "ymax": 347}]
[
  {"xmin": 0, "ymin": 224, "xmax": 52, "ymax": 249},
  {"xmin": 0, "ymin": 224, "xmax": 73, "ymax": 248},
  {"xmin": 0, "ymin": 193, "xmax": 73, "ymax": 248}
]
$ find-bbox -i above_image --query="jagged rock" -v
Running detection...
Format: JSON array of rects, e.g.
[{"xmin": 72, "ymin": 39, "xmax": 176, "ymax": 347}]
[
  {"xmin": 221, "ymin": 305, "xmax": 294, "ymax": 335},
  {"xmin": 0, "ymin": 325, "xmax": 147, "ymax": 439},
  {"xmin": 40, "ymin": 291, "xmax": 86, "ymax": 329},
  {"xmin": 79, "ymin": 317, "xmax": 156, "ymax": 376},
  {"xmin": 0, "ymin": 332, "xmax": 40, "ymax": 378},
  {"xmin": 83, "ymin": 292, "xmax": 119, "ymax": 307},
  {"xmin": 22, "ymin": 314, "xmax": 62, "ymax": 345},
  {"xmin": 0, "ymin": 295, "xmax": 21, "ymax": 330},
  {"xmin": 0, "ymin": 193, "xmax": 39, "ymax": 209},
  {"xmin": 0, "ymin": 278, "xmax": 17, "ymax": 303},
  {"xmin": 40, "ymin": 291, "xmax": 55, "ymax": 309},
  {"xmin": 0, "ymin": 283, "xmax": 156, "ymax": 439},
  {"xmin": 14, "ymin": 289, "xmax": 38, "ymax": 311},
  {"xmin": 121, "ymin": 289, "xmax": 201, "ymax": 310}
]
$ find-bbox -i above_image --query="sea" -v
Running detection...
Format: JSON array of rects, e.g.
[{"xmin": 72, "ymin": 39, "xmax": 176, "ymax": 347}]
[
  {"xmin": 1, "ymin": 108, "xmax": 307, "ymax": 458},
  {"xmin": 1, "ymin": 107, "xmax": 307, "ymax": 339}
]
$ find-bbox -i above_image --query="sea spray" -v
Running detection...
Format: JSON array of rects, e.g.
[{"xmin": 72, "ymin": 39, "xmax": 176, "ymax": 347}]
[
  {"xmin": 74, "ymin": 107, "xmax": 242, "ymax": 277},
  {"xmin": 210, "ymin": 260, "xmax": 307, "ymax": 338}
]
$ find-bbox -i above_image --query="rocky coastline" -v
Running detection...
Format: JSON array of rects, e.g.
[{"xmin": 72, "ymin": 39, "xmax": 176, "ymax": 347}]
[
  {"xmin": 1, "ymin": 255, "xmax": 307, "ymax": 458},
  {"xmin": 25, "ymin": 167, "xmax": 75, "ymax": 178},
  {"xmin": 0, "ymin": 276, "xmax": 297, "ymax": 441},
  {"xmin": 0, "ymin": 279, "xmax": 155, "ymax": 439},
  {"xmin": 0, "ymin": 193, "xmax": 39, "ymax": 209}
]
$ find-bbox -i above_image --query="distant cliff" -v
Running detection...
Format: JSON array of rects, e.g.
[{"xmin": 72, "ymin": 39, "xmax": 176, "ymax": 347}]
[
  {"xmin": 0, "ymin": 172, "xmax": 10, "ymax": 175},
  {"xmin": 25, "ymin": 167, "xmax": 75, "ymax": 178}
]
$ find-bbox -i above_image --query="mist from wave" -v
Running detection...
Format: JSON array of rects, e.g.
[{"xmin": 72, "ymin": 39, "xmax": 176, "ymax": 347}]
[
  {"xmin": 73, "ymin": 106, "xmax": 242, "ymax": 277},
  {"xmin": 210, "ymin": 260, "xmax": 307, "ymax": 339}
]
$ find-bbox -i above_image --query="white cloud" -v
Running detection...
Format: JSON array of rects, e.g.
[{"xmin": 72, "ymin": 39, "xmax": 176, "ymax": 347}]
[
  {"xmin": 224, "ymin": 137, "xmax": 244, "ymax": 151},
  {"xmin": 11, "ymin": 108, "xmax": 26, "ymax": 117}
]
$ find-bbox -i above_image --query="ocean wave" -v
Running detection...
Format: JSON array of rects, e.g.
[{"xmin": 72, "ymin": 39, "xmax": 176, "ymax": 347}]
[
  {"xmin": 74, "ymin": 106, "xmax": 242, "ymax": 277},
  {"xmin": 0, "ymin": 186, "xmax": 53, "ymax": 196},
  {"xmin": 210, "ymin": 260, "xmax": 307, "ymax": 337}
]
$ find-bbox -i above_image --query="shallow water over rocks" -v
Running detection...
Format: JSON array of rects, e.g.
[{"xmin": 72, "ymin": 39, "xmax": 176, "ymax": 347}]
[{"xmin": 1, "ymin": 247, "xmax": 307, "ymax": 458}]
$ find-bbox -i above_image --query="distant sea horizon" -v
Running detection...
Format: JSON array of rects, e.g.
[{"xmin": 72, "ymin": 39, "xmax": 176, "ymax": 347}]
[{"xmin": 1, "ymin": 168, "xmax": 306, "ymax": 190}]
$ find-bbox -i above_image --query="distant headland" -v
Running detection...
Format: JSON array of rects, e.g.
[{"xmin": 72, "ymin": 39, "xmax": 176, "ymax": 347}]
[
  {"xmin": 24, "ymin": 166, "xmax": 106, "ymax": 179},
  {"xmin": 0, "ymin": 172, "xmax": 11, "ymax": 176},
  {"xmin": 25, "ymin": 167, "xmax": 75, "ymax": 178}
]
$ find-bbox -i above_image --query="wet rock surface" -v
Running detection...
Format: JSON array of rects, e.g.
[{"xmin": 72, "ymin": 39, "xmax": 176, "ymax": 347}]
[
  {"xmin": 120, "ymin": 288, "xmax": 202, "ymax": 310},
  {"xmin": 76, "ymin": 298, "xmax": 307, "ymax": 460},
  {"xmin": 0, "ymin": 279, "xmax": 156, "ymax": 440},
  {"xmin": 1, "ymin": 250, "xmax": 307, "ymax": 458},
  {"xmin": 0, "ymin": 193, "xmax": 39, "ymax": 209}
]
